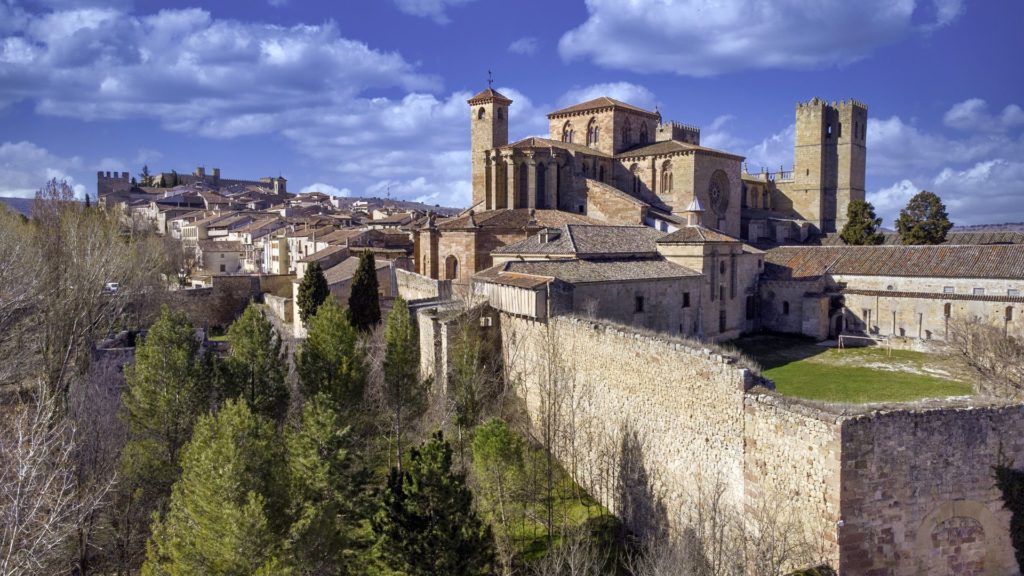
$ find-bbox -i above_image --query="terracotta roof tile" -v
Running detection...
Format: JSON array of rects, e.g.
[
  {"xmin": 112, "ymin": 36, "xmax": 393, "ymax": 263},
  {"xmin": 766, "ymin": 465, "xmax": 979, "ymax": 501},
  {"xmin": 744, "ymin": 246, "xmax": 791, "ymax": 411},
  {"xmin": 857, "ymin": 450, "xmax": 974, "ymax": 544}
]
[
  {"xmin": 438, "ymin": 209, "xmax": 603, "ymax": 230},
  {"xmin": 548, "ymin": 97, "xmax": 659, "ymax": 118},
  {"xmin": 764, "ymin": 245, "xmax": 1024, "ymax": 280},
  {"xmin": 493, "ymin": 224, "xmax": 665, "ymax": 257},
  {"xmin": 478, "ymin": 257, "xmax": 699, "ymax": 284},
  {"xmin": 657, "ymin": 225, "xmax": 742, "ymax": 244}
]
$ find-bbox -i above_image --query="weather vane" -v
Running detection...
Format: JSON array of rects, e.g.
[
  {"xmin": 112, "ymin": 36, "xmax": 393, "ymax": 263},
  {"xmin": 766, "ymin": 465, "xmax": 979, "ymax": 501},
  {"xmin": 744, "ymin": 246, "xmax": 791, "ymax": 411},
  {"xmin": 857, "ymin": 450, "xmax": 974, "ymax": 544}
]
[{"xmin": 487, "ymin": 70, "xmax": 494, "ymax": 88}]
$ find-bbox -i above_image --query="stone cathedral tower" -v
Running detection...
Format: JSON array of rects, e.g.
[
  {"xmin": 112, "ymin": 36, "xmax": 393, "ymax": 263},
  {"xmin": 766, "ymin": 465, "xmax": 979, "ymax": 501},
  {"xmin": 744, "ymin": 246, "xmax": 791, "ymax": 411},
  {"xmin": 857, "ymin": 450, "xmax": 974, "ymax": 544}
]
[
  {"xmin": 468, "ymin": 87, "xmax": 512, "ymax": 209},
  {"xmin": 790, "ymin": 98, "xmax": 867, "ymax": 233}
]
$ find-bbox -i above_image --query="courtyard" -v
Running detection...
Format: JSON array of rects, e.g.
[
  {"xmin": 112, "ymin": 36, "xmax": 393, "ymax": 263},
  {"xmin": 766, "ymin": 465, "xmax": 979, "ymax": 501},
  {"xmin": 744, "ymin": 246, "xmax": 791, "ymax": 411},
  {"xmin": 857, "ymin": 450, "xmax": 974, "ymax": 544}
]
[{"xmin": 730, "ymin": 334, "xmax": 974, "ymax": 404}]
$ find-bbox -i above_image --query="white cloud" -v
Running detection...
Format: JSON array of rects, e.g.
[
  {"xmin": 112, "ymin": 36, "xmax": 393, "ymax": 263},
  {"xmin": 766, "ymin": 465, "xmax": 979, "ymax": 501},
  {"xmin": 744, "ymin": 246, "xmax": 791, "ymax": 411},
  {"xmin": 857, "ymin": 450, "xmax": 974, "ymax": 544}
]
[
  {"xmin": 557, "ymin": 82, "xmax": 657, "ymax": 111},
  {"xmin": 508, "ymin": 37, "xmax": 539, "ymax": 55},
  {"xmin": 700, "ymin": 115, "xmax": 742, "ymax": 151},
  {"xmin": 0, "ymin": 141, "xmax": 86, "ymax": 198},
  {"xmin": 943, "ymin": 98, "xmax": 1024, "ymax": 132},
  {"xmin": 267, "ymin": 0, "xmax": 288, "ymax": 6},
  {"xmin": 392, "ymin": 0, "xmax": 476, "ymax": 24},
  {"xmin": 300, "ymin": 182, "xmax": 351, "ymax": 196},
  {"xmin": 743, "ymin": 123, "xmax": 796, "ymax": 173},
  {"xmin": 558, "ymin": 0, "xmax": 964, "ymax": 76}
]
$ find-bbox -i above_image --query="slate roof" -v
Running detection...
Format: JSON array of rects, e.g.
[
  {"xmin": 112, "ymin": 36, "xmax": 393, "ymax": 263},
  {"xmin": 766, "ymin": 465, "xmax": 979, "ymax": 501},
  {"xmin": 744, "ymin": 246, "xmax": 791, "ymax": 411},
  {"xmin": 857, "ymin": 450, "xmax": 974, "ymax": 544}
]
[
  {"xmin": 492, "ymin": 225, "xmax": 665, "ymax": 257},
  {"xmin": 763, "ymin": 245, "xmax": 1024, "ymax": 280},
  {"xmin": 438, "ymin": 209, "xmax": 602, "ymax": 230},
  {"xmin": 548, "ymin": 97, "xmax": 659, "ymax": 118},
  {"xmin": 657, "ymin": 225, "xmax": 742, "ymax": 244}
]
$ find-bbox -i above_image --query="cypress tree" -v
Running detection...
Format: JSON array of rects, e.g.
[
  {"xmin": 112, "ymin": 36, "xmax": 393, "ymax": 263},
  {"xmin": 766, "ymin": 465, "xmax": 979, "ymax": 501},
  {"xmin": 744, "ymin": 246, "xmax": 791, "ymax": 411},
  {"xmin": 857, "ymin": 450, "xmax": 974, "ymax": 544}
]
[
  {"xmin": 895, "ymin": 190, "xmax": 952, "ymax": 245},
  {"xmin": 839, "ymin": 199, "xmax": 885, "ymax": 245},
  {"xmin": 225, "ymin": 303, "xmax": 289, "ymax": 422},
  {"xmin": 295, "ymin": 299, "xmax": 365, "ymax": 412},
  {"xmin": 142, "ymin": 400, "xmax": 289, "ymax": 575},
  {"xmin": 372, "ymin": 431, "xmax": 495, "ymax": 576},
  {"xmin": 348, "ymin": 252, "xmax": 381, "ymax": 331},
  {"xmin": 383, "ymin": 297, "xmax": 425, "ymax": 473},
  {"xmin": 296, "ymin": 261, "xmax": 330, "ymax": 326}
]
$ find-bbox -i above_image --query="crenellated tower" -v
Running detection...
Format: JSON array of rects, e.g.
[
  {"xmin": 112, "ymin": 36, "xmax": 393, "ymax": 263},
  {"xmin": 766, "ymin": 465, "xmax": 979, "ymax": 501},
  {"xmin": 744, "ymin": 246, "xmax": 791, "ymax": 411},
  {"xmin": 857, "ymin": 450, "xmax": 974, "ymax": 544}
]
[
  {"xmin": 468, "ymin": 87, "xmax": 512, "ymax": 210},
  {"xmin": 790, "ymin": 98, "xmax": 868, "ymax": 233}
]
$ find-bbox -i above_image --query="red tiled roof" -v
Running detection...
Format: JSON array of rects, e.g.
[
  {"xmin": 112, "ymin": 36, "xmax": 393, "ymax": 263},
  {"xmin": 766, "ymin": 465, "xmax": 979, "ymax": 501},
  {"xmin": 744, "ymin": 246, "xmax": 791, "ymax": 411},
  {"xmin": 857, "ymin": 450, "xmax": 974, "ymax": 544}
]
[
  {"xmin": 764, "ymin": 245, "xmax": 1024, "ymax": 280},
  {"xmin": 438, "ymin": 209, "xmax": 603, "ymax": 230},
  {"xmin": 468, "ymin": 88, "xmax": 512, "ymax": 104},
  {"xmin": 548, "ymin": 97, "xmax": 658, "ymax": 118}
]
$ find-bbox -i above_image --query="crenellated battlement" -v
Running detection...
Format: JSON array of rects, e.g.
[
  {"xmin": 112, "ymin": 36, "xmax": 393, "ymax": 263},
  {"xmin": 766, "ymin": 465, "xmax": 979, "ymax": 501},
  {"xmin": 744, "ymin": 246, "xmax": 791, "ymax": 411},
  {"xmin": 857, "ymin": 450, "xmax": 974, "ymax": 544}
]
[
  {"xmin": 797, "ymin": 97, "xmax": 868, "ymax": 111},
  {"xmin": 656, "ymin": 120, "xmax": 701, "ymax": 145}
]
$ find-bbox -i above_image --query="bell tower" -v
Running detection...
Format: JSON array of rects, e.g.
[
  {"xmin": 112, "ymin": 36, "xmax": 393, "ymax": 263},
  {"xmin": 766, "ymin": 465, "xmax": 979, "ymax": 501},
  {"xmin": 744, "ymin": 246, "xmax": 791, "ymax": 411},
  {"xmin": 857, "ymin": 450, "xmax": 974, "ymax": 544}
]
[{"xmin": 468, "ymin": 84, "xmax": 512, "ymax": 210}]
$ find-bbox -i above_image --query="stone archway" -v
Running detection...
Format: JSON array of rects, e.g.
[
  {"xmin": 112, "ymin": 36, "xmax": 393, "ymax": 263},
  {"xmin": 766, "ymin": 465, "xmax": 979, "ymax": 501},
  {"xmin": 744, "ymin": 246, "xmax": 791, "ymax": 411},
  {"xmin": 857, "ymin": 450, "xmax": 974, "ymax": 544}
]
[{"xmin": 914, "ymin": 500, "xmax": 1014, "ymax": 576}]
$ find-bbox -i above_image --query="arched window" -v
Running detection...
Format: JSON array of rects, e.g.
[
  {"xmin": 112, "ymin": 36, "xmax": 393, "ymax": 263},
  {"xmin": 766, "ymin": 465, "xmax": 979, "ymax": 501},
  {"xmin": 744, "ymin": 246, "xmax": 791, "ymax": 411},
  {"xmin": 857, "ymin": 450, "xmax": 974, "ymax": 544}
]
[
  {"xmin": 477, "ymin": 107, "xmax": 485, "ymax": 120},
  {"xmin": 536, "ymin": 162, "xmax": 547, "ymax": 209},
  {"xmin": 639, "ymin": 123, "xmax": 649, "ymax": 145},
  {"xmin": 562, "ymin": 121, "xmax": 574, "ymax": 143},
  {"xmin": 496, "ymin": 107, "xmax": 504, "ymax": 119},
  {"xmin": 621, "ymin": 119, "xmax": 632, "ymax": 147},
  {"xmin": 586, "ymin": 117, "xmax": 599, "ymax": 146},
  {"xmin": 630, "ymin": 163, "xmax": 641, "ymax": 195},
  {"xmin": 660, "ymin": 160, "xmax": 673, "ymax": 193},
  {"xmin": 518, "ymin": 162, "xmax": 529, "ymax": 207},
  {"xmin": 445, "ymin": 255, "xmax": 459, "ymax": 280}
]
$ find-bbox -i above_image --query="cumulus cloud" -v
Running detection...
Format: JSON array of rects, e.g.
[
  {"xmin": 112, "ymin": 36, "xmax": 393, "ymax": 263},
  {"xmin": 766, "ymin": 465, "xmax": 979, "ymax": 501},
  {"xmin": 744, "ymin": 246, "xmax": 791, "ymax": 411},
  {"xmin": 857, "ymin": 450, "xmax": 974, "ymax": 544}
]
[
  {"xmin": 0, "ymin": 141, "xmax": 87, "ymax": 198},
  {"xmin": 0, "ymin": 7, "xmax": 439, "ymax": 124},
  {"xmin": 393, "ymin": 0, "xmax": 476, "ymax": 24},
  {"xmin": 743, "ymin": 123, "xmax": 797, "ymax": 173},
  {"xmin": 300, "ymin": 183, "xmax": 351, "ymax": 196},
  {"xmin": 943, "ymin": 98, "xmax": 1024, "ymax": 132},
  {"xmin": 557, "ymin": 82, "xmax": 657, "ymax": 111},
  {"xmin": 559, "ymin": 0, "xmax": 964, "ymax": 76},
  {"xmin": 508, "ymin": 37, "xmax": 539, "ymax": 55}
]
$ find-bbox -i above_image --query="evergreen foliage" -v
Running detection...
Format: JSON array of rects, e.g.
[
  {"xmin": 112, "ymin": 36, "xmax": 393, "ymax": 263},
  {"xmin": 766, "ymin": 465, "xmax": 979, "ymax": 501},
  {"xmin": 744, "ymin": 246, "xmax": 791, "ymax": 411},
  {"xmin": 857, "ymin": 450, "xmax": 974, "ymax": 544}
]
[
  {"xmin": 472, "ymin": 418, "xmax": 525, "ymax": 550},
  {"xmin": 839, "ymin": 199, "xmax": 884, "ymax": 245},
  {"xmin": 295, "ymin": 299, "xmax": 365, "ymax": 412},
  {"xmin": 895, "ymin": 190, "xmax": 952, "ymax": 245},
  {"xmin": 143, "ymin": 400, "xmax": 290, "ymax": 575},
  {"xmin": 296, "ymin": 261, "xmax": 330, "ymax": 326},
  {"xmin": 348, "ymin": 252, "xmax": 381, "ymax": 331},
  {"xmin": 225, "ymin": 303, "xmax": 289, "ymax": 422},
  {"xmin": 120, "ymin": 306, "xmax": 209, "ymax": 506},
  {"xmin": 285, "ymin": 394, "xmax": 371, "ymax": 574},
  {"xmin": 383, "ymin": 297, "xmax": 426, "ymax": 471},
  {"xmin": 373, "ymin": 431, "xmax": 495, "ymax": 576}
]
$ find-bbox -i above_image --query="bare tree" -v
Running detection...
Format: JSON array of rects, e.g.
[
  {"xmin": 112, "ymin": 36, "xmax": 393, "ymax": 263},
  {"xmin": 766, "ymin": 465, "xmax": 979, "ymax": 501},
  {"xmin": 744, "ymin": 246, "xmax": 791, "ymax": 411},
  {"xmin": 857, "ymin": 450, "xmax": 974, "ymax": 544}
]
[
  {"xmin": 948, "ymin": 316, "xmax": 1024, "ymax": 399},
  {"xmin": 0, "ymin": 383, "xmax": 110, "ymax": 576}
]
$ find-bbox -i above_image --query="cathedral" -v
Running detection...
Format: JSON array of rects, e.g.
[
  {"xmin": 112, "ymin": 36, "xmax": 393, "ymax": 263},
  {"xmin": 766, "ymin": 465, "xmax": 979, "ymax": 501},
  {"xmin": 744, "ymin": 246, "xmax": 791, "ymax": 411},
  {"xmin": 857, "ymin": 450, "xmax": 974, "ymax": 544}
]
[{"xmin": 467, "ymin": 87, "xmax": 866, "ymax": 242}]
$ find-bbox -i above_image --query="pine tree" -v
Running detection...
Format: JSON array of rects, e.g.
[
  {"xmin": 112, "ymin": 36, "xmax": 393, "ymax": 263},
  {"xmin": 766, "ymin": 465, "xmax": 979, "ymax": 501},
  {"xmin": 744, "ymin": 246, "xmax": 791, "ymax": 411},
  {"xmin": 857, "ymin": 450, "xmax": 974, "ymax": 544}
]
[
  {"xmin": 348, "ymin": 252, "xmax": 381, "ymax": 331},
  {"xmin": 372, "ymin": 431, "xmax": 495, "ymax": 576},
  {"xmin": 120, "ymin": 306, "xmax": 209, "ymax": 506},
  {"xmin": 225, "ymin": 303, "xmax": 289, "ymax": 422},
  {"xmin": 142, "ymin": 400, "xmax": 290, "ymax": 575},
  {"xmin": 895, "ymin": 190, "xmax": 953, "ymax": 245},
  {"xmin": 285, "ymin": 394, "xmax": 371, "ymax": 574},
  {"xmin": 84, "ymin": 193, "xmax": 91, "ymax": 209},
  {"xmin": 839, "ymin": 199, "xmax": 885, "ymax": 245},
  {"xmin": 296, "ymin": 261, "xmax": 330, "ymax": 326},
  {"xmin": 139, "ymin": 164, "xmax": 152, "ymax": 187},
  {"xmin": 472, "ymin": 418, "xmax": 524, "ymax": 558},
  {"xmin": 383, "ymin": 297, "xmax": 425, "ymax": 473},
  {"xmin": 295, "ymin": 299, "xmax": 365, "ymax": 412}
]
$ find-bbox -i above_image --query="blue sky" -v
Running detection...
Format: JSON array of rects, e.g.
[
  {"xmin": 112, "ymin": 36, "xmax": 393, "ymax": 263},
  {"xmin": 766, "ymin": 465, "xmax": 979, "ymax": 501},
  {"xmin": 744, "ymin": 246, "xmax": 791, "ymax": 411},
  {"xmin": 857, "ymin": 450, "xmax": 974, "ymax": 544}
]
[{"xmin": 1, "ymin": 0, "xmax": 1021, "ymax": 225}]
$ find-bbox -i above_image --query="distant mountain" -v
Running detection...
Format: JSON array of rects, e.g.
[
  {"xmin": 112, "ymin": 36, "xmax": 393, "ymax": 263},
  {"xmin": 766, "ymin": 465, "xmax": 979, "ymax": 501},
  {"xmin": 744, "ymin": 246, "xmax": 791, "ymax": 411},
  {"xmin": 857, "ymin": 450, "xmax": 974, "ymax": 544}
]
[
  {"xmin": 952, "ymin": 222, "xmax": 1024, "ymax": 232},
  {"xmin": 0, "ymin": 197, "xmax": 34, "ymax": 217}
]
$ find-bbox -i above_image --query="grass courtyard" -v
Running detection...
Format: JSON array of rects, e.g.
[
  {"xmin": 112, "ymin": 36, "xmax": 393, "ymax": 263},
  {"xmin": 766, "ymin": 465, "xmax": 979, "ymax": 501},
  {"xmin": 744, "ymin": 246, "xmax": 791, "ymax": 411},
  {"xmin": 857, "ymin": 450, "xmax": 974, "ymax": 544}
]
[{"xmin": 729, "ymin": 334, "xmax": 974, "ymax": 404}]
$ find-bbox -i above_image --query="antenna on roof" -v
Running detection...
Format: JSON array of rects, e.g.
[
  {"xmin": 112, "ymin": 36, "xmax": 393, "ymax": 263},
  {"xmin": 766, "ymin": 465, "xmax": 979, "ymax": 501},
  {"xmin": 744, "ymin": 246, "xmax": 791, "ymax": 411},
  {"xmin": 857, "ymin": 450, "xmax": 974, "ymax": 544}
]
[{"xmin": 487, "ymin": 70, "xmax": 494, "ymax": 88}]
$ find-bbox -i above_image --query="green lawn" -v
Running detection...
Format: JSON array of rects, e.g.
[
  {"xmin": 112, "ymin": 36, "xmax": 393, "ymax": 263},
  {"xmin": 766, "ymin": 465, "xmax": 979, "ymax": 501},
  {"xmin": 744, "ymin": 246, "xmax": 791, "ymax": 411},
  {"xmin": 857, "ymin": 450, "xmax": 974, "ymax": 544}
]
[
  {"xmin": 730, "ymin": 335, "xmax": 973, "ymax": 404},
  {"xmin": 207, "ymin": 334, "xmax": 229, "ymax": 342}
]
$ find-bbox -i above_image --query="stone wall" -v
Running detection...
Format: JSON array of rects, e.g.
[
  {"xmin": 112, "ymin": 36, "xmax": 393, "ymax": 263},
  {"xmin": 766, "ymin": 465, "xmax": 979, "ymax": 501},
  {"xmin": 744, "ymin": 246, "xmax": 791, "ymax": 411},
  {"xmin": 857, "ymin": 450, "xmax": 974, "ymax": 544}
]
[
  {"xmin": 502, "ymin": 314, "xmax": 755, "ymax": 537},
  {"xmin": 396, "ymin": 268, "xmax": 452, "ymax": 302},
  {"xmin": 838, "ymin": 403, "xmax": 1024, "ymax": 575}
]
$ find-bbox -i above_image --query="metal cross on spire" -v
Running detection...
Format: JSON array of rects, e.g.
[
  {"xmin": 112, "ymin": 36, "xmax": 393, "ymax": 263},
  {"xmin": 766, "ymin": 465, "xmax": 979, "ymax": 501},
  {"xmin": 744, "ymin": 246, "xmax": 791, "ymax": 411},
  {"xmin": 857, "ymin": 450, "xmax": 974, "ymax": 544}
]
[{"xmin": 487, "ymin": 70, "xmax": 493, "ymax": 88}]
